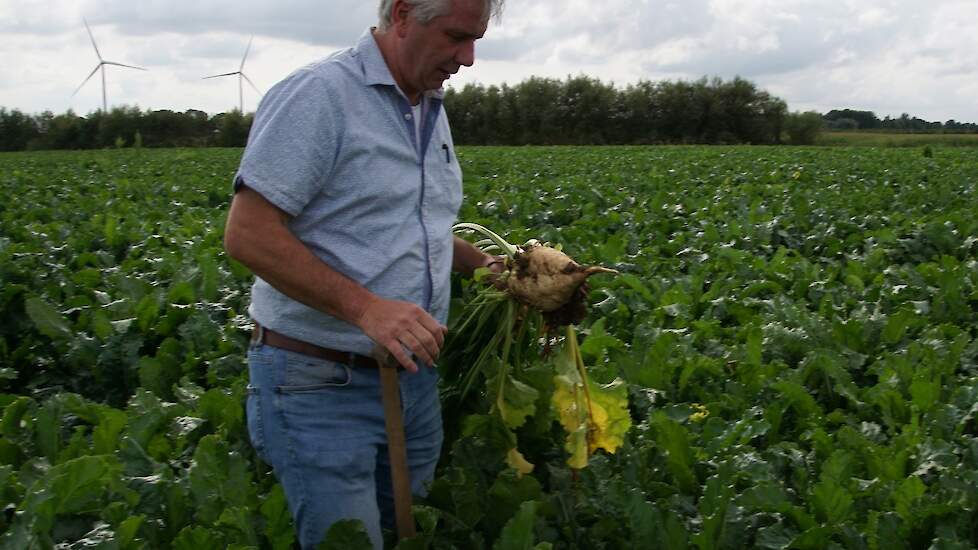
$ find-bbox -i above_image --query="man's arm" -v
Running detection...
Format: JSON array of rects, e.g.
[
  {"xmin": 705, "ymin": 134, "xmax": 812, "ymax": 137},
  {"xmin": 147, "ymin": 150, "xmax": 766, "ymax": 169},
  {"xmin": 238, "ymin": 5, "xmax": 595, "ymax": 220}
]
[
  {"xmin": 224, "ymin": 185, "xmax": 446, "ymax": 372},
  {"xmin": 452, "ymin": 235, "xmax": 502, "ymax": 276}
]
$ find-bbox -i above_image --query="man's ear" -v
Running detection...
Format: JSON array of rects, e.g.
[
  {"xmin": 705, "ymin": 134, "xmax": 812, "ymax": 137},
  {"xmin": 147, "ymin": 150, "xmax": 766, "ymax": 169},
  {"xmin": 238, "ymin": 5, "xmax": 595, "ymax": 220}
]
[{"xmin": 391, "ymin": 0, "xmax": 413, "ymax": 37}]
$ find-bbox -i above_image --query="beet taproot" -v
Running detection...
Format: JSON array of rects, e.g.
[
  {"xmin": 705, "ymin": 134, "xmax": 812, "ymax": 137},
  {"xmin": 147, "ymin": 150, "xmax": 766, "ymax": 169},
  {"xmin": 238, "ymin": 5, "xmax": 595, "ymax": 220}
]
[
  {"xmin": 453, "ymin": 222, "xmax": 617, "ymax": 319},
  {"xmin": 507, "ymin": 242, "xmax": 617, "ymax": 312}
]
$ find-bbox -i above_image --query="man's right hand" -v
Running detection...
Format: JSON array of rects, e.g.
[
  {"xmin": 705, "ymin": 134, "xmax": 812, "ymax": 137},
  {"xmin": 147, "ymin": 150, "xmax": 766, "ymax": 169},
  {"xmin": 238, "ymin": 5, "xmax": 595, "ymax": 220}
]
[{"xmin": 356, "ymin": 296, "xmax": 448, "ymax": 372}]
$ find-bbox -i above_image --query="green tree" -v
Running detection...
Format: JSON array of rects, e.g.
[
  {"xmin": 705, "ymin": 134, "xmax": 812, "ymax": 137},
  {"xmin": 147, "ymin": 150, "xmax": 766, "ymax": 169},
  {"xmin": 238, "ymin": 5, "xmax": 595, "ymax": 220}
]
[
  {"xmin": 784, "ymin": 111, "xmax": 823, "ymax": 145},
  {"xmin": 557, "ymin": 75, "xmax": 616, "ymax": 144},
  {"xmin": 211, "ymin": 110, "xmax": 253, "ymax": 147},
  {"xmin": 35, "ymin": 110, "xmax": 85, "ymax": 150},
  {"xmin": 615, "ymin": 81, "xmax": 658, "ymax": 143},
  {"xmin": 513, "ymin": 77, "xmax": 562, "ymax": 144},
  {"xmin": 0, "ymin": 108, "xmax": 39, "ymax": 151},
  {"xmin": 824, "ymin": 109, "xmax": 881, "ymax": 129},
  {"xmin": 97, "ymin": 106, "xmax": 142, "ymax": 148}
]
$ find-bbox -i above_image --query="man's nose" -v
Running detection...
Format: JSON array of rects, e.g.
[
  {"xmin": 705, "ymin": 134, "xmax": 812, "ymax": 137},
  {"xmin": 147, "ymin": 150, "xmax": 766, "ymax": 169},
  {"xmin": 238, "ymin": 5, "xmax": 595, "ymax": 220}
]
[{"xmin": 456, "ymin": 40, "xmax": 475, "ymax": 67}]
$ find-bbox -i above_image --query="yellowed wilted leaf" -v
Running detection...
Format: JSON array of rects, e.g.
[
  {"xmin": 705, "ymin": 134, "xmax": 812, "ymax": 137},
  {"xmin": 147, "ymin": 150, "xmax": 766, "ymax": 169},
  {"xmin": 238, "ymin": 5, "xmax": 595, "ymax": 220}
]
[
  {"xmin": 584, "ymin": 379, "xmax": 630, "ymax": 455},
  {"xmin": 506, "ymin": 447, "xmax": 535, "ymax": 476},
  {"xmin": 552, "ymin": 326, "xmax": 632, "ymax": 469}
]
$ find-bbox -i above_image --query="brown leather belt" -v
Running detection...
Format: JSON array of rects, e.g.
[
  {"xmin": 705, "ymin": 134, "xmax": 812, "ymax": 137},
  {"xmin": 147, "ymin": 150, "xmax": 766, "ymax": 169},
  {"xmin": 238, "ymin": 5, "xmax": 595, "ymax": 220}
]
[{"xmin": 251, "ymin": 324, "xmax": 380, "ymax": 369}]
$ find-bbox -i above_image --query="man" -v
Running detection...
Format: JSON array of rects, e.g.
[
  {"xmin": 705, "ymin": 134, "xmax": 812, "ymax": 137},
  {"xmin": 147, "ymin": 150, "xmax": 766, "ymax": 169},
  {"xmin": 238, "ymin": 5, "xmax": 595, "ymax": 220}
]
[{"xmin": 223, "ymin": 0, "xmax": 504, "ymax": 547}]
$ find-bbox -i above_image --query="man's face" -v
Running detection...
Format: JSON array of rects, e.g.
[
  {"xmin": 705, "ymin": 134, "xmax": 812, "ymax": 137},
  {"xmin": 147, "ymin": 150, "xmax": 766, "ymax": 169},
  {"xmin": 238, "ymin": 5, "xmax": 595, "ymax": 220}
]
[{"xmin": 397, "ymin": 0, "xmax": 488, "ymax": 97}]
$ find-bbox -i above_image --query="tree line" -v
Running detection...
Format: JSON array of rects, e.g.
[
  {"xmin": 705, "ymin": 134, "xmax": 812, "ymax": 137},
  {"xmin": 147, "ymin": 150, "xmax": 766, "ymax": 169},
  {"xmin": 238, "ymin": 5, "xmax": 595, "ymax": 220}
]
[
  {"xmin": 4, "ymin": 76, "xmax": 974, "ymax": 152},
  {"xmin": 824, "ymin": 109, "xmax": 978, "ymax": 132},
  {"xmin": 443, "ymin": 76, "xmax": 806, "ymax": 145},
  {"xmin": 0, "ymin": 106, "xmax": 253, "ymax": 152},
  {"xmin": 1, "ymin": 76, "xmax": 816, "ymax": 151}
]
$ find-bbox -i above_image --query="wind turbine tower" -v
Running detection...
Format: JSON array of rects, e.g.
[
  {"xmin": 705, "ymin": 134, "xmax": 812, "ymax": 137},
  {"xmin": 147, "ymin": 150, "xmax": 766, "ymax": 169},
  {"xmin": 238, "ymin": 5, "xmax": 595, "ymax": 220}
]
[
  {"xmin": 203, "ymin": 37, "xmax": 262, "ymax": 112},
  {"xmin": 74, "ymin": 18, "xmax": 147, "ymax": 112}
]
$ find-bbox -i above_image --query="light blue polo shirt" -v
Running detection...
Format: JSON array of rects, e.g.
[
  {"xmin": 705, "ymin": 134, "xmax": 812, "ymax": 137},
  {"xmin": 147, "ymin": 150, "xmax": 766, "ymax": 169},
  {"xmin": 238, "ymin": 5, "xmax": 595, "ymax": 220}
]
[{"xmin": 234, "ymin": 28, "xmax": 463, "ymax": 356}]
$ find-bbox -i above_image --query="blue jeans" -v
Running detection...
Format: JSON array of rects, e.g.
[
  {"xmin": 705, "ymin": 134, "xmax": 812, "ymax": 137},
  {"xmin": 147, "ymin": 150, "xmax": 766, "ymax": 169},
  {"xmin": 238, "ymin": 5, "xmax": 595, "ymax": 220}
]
[{"xmin": 246, "ymin": 342, "xmax": 444, "ymax": 549}]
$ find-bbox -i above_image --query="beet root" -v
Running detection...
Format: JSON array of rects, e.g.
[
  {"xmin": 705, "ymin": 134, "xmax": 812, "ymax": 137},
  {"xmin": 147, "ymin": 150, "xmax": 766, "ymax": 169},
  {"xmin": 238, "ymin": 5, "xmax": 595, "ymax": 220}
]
[{"xmin": 506, "ymin": 243, "xmax": 617, "ymax": 313}]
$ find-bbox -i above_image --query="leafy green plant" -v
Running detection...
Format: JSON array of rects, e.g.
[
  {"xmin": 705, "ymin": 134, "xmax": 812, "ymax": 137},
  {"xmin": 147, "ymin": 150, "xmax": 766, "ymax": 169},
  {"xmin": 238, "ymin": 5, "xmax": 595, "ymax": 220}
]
[{"xmin": 2, "ymin": 146, "xmax": 978, "ymax": 547}]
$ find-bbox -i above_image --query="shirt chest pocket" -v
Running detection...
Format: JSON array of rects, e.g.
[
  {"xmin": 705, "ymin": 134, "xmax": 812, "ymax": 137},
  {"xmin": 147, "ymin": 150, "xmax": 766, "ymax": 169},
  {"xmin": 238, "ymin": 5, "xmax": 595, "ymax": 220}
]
[{"xmin": 424, "ymin": 145, "xmax": 463, "ymax": 215}]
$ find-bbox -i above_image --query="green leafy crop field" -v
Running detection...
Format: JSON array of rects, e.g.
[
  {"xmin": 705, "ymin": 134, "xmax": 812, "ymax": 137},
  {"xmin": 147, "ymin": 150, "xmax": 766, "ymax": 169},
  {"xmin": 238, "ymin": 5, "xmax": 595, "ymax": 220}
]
[{"xmin": 1, "ymin": 145, "xmax": 977, "ymax": 548}]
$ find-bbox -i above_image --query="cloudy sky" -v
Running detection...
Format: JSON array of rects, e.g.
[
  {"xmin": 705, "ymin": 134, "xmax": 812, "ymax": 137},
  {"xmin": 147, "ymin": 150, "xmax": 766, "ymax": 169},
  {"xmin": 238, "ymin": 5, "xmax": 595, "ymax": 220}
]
[{"xmin": 2, "ymin": 0, "xmax": 977, "ymax": 123}]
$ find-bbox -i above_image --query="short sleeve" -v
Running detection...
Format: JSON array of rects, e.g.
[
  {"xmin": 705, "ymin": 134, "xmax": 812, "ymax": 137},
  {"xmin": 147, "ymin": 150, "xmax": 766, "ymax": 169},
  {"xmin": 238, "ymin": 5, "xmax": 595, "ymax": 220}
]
[{"xmin": 233, "ymin": 68, "xmax": 342, "ymax": 216}]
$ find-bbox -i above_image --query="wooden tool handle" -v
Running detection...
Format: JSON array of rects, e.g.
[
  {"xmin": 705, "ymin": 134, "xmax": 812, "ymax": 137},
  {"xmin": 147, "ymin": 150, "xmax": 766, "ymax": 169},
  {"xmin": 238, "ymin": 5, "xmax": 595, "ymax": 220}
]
[{"xmin": 379, "ymin": 364, "xmax": 416, "ymax": 539}]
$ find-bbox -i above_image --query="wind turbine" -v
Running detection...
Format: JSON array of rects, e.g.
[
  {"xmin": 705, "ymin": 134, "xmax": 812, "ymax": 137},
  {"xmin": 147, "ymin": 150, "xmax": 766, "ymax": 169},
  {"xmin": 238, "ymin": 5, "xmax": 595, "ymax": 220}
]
[
  {"xmin": 73, "ymin": 18, "xmax": 147, "ymax": 112},
  {"xmin": 203, "ymin": 37, "xmax": 262, "ymax": 113}
]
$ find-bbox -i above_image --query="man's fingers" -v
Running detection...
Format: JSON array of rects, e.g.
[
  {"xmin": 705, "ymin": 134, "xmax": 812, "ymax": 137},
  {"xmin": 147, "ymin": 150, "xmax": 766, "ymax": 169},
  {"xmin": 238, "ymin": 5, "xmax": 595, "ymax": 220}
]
[
  {"xmin": 383, "ymin": 338, "xmax": 418, "ymax": 372},
  {"xmin": 488, "ymin": 256, "xmax": 507, "ymax": 273},
  {"xmin": 395, "ymin": 306, "xmax": 444, "ymax": 366},
  {"xmin": 400, "ymin": 329, "xmax": 436, "ymax": 367},
  {"xmin": 416, "ymin": 314, "xmax": 447, "ymax": 349},
  {"xmin": 358, "ymin": 297, "xmax": 449, "ymax": 372}
]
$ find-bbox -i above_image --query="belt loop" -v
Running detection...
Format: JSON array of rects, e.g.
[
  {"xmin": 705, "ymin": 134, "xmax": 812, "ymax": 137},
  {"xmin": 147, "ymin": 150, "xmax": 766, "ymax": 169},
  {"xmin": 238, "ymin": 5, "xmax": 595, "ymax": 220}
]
[{"xmin": 255, "ymin": 323, "xmax": 265, "ymax": 345}]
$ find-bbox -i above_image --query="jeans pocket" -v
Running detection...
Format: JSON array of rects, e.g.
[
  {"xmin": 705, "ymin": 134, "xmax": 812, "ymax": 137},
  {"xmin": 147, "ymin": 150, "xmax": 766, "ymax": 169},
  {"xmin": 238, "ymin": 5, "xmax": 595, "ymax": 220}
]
[
  {"xmin": 245, "ymin": 385, "xmax": 267, "ymax": 461},
  {"xmin": 278, "ymin": 352, "xmax": 352, "ymax": 392}
]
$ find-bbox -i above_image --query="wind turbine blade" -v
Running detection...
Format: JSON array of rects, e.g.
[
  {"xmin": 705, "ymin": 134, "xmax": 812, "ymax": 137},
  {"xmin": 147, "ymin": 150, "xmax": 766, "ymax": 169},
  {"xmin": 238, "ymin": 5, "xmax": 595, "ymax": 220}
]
[
  {"xmin": 102, "ymin": 61, "xmax": 148, "ymax": 71},
  {"xmin": 83, "ymin": 18, "xmax": 103, "ymax": 61},
  {"xmin": 73, "ymin": 64, "xmax": 101, "ymax": 96},
  {"xmin": 240, "ymin": 36, "xmax": 254, "ymax": 71},
  {"xmin": 241, "ymin": 73, "xmax": 262, "ymax": 94},
  {"xmin": 203, "ymin": 71, "xmax": 240, "ymax": 79}
]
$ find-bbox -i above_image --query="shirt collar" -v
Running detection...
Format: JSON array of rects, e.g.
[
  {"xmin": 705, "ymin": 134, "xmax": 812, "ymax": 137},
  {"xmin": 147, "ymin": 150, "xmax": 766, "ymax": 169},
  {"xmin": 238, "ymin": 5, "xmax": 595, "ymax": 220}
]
[{"xmin": 356, "ymin": 28, "xmax": 445, "ymax": 101}]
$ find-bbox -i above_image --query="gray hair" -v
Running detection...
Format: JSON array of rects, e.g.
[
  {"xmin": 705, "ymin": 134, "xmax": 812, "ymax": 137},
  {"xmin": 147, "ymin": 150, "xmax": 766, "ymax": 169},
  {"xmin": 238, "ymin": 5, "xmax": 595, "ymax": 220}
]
[{"xmin": 377, "ymin": 0, "xmax": 504, "ymax": 31}]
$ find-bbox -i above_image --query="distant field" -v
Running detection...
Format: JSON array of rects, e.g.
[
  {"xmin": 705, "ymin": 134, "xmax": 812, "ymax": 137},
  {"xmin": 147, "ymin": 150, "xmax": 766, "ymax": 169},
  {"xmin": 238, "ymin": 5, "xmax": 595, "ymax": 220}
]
[{"xmin": 818, "ymin": 130, "xmax": 978, "ymax": 147}]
